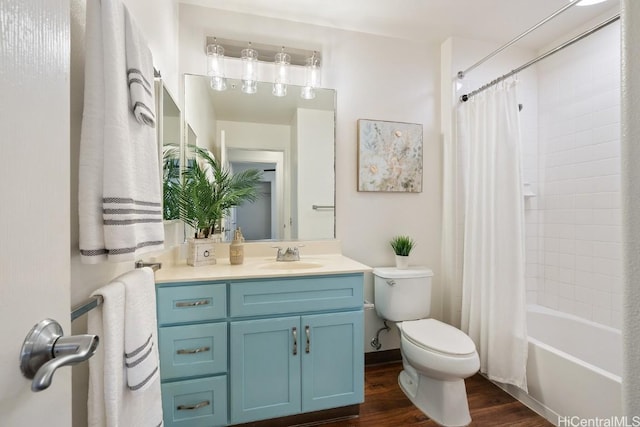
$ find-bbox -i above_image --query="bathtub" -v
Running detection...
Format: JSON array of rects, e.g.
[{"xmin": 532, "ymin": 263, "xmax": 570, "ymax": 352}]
[{"xmin": 497, "ymin": 304, "xmax": 622, "ymax": 423}]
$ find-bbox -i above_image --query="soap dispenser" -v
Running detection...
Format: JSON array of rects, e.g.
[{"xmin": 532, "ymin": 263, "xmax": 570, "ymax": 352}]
[{"xmin": 229, "ymin": 227, "xmax": 245, "ymax": 265}]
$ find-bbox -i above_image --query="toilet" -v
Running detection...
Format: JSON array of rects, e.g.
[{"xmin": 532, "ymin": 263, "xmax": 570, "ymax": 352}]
[{"xmin": 373, "ymin": 267, "xmax": 480, "ymax": 427}]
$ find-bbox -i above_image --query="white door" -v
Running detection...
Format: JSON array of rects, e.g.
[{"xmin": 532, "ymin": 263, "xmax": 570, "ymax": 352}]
[{"xmin": 0, "ymin": 0, "xmax": 72, "ymax": 425}]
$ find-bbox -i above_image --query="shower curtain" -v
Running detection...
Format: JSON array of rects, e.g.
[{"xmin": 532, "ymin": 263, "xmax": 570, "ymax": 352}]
[{"xmin": 456, "ymin": 80, "xmax": 528, "ymax": 390}]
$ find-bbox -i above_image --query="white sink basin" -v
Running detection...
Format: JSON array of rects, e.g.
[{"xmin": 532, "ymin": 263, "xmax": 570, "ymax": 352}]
[{"xmin": 259, "ymin": 261, "xmax": 323, "ymax": 270}]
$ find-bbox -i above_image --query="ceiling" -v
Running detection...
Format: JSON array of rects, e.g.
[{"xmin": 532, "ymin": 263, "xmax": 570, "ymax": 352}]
[
  {"xmin": 183, "ymin": 0, "xmax": 620, "ymax": 125},
  {"xmin": 180, "ymin": 0, "xmax": 620, "ymax": 50}
]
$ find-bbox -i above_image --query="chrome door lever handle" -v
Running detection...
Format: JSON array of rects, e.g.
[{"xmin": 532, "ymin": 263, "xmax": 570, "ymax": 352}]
[{"xmin": 20, "ymin": 319, "xmax": 99, "ymax": 392}]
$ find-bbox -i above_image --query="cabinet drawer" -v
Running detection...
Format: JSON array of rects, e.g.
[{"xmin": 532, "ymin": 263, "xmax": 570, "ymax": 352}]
[
  {"xmin": 162, "ymin": 376, "xmax": 227, "ymax": 427},
  {"xmin": 157, "ymin": 283, "xmax": 226, "ymax": 325},
  {"xmin": 159, "ymin": 322, "xmax": 227, "ymax": 380},
  {"xmin": 230, "ymin": 274, "xmax": 363, "ymax": 317}
]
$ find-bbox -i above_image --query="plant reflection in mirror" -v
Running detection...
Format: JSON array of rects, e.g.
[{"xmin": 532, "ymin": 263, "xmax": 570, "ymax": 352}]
[
  {"xmin": 164, "ymin": 144, "xmax": 263, "ymax": 239},
  {"xmin": 163, "ymin": 144, "xmax": 182, "ymax": 221}
]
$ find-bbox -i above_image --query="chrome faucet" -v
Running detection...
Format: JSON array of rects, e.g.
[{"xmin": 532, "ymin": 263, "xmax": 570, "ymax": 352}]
[{"xmin": 275, "ymin": 246, "xmax": 301, "ymax": 262}]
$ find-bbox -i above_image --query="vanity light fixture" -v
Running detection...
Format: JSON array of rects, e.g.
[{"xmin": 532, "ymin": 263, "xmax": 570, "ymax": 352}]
[
  {"xmin": 203, "ymin": 37, "xmax": 322, "ymax": 98},
  {"xmin": 206, "ymin": 39, "xmax": 227, "ymax": 91},
  {"xmin": 273, "ymin": 47, "xmax": 291, "ymax": 97},
  {"xmin": 301, "ymin": 51, "xmax": 321, "ymax": 100},
  {"xmin": 573, "ymin": 0, "xmax": 609, "ymax": 5},
  {"xmin": 241, "ymin": 43, "xmax": 259, "ymax": 94}
]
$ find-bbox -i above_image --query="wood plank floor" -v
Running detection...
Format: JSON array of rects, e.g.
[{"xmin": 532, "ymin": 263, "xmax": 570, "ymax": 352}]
[{"xmin": 320, "ymin": 362, "xmax": 554, "ymax": 427}]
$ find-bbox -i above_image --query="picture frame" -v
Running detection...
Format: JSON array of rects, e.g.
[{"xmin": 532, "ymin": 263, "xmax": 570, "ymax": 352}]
[{"xmin": 357, "ymin": 119, "xmax": 423, "ymax": 192}]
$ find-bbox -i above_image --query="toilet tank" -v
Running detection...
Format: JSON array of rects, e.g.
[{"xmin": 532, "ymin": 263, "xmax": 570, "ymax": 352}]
[{"xmin": 373, "ymin": 267, "xmax": 434, "ymax": 322}]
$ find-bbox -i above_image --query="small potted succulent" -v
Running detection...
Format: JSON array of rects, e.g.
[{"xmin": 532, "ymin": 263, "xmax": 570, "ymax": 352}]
[{"xmin": 390, "ymin": 235, "xmax": 416, "ymax": 269}]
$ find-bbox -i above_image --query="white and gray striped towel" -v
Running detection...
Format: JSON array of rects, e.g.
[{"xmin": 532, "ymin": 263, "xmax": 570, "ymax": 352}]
[
  {"xmin": 124, "ymin": 9, "xmax": 155, "ymax": 127},
  {"xmin": 87, "ymin": 266, "xmax": 163, "ymax": 427},
  {"xmin": 79, "ymin": 0, "xmax": 164, "ymax": 264},
  {"xmin": 124, "ymin": 267, "xmax": 160, "ymax": 393}
]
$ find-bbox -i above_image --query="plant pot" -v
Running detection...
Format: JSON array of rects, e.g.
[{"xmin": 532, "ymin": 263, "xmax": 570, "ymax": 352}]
[
  {"xmin": 187, "ymin": 238, "xmax": 216, "ymax": 267},
  {"xmin": 395, "ymin": 255, "xmax": 410, "ymax": 269}
]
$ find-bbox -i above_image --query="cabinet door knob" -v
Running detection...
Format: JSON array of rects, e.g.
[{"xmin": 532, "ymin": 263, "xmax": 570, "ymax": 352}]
[
  {"xmin": 292, "ymin": 327, "xmax": 298, "ymax": 356},
  {"xmin": 177, "ymin": 400, "xmax": 210, "ymax": 411},
  {"xmin": 305, "ymin": 325, "xmax": 310, "ymax": 354}
]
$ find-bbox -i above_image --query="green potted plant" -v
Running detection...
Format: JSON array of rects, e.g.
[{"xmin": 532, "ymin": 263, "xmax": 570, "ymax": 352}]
[
  {"xmin": 167, "ymin": 145, "xmax": 262, "ymax": 266},
  {"xmin": 390, "ymin": 235, "xmax": 415, "ymax": 269}
]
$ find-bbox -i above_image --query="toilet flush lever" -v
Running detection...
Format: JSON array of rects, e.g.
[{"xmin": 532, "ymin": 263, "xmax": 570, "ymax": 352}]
[
  {"xmin": 19, "ymin": 318, "xmax": 99, "ymax": 392},
  {"xmin": 386, "ymin": 279, "xmax": 396, "ymax": 286}
]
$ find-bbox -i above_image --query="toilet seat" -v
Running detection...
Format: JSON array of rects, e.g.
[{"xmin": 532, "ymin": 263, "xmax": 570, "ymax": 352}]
[{"xmin": 401, "ymin": 319, "xmax": 476, "ymax": 356}]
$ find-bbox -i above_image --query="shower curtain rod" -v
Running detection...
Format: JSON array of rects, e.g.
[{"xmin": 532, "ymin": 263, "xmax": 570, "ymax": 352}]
[
  {"xmin": 459, "ymin": 13, "xmax": 620, "ymax": 103},
  {"xmin": 457, "ymin": 0, "xmax": 581, "ymax": 80}
]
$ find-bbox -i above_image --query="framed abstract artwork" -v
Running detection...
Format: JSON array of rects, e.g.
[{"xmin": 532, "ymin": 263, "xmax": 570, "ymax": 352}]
[{"xmin": 357, "ymin": 119, "xmax": 423, "ymax": 192}]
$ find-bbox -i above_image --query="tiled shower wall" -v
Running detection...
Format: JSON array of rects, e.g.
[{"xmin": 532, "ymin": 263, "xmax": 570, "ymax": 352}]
[{"xmin": 529, "ymin": 22, "xmax": 622, "ymax": 329}]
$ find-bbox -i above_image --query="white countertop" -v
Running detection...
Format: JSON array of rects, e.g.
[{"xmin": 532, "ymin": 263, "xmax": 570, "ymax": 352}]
[{"xmin": 154, "ymin": 253, "xmax": 372, "ymax": 283}]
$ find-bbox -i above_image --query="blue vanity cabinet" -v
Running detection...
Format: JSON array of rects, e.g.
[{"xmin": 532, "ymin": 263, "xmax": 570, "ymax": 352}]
[
  {"xmin": 156, "ymin": 282, "xmax": 228, "ymax": 427},
  {"xmin": 156, "ymin": 272, "xmax": 365, "ymax": 427},
  {"xmin": 228, "ymin": 274, "xmax": 364, "ymax": 425}
]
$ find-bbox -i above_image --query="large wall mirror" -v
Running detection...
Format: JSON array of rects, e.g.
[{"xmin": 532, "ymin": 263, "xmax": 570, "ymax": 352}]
[
  {"xmin": 183, "ymin": 74, "xmax": 336, "ymax": 242},
  {"xmin": 155, "ymin": 80, "xmax": 185, "ymax": 248}
]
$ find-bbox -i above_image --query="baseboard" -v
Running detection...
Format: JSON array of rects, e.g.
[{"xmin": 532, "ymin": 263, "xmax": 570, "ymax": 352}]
[
  {"xmin": 365, "ymin": 348, "xmax": 402, "ymax": 365},
  {"xmin": 232, "ymin": 405, "xmax": 359, "ymax": 427}
]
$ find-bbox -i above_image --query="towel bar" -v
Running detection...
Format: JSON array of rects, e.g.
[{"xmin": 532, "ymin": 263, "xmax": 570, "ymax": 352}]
[
  {"xmin": 134, "ymin": 260, "xmax": 162, "ymax": 271},
  {"xmin": 312, "ymin": 205, "xmax": 335, "ymax": 210},
  {"xmin": 70, "ymin": 260, "xmax": 162, "ymax": 321},
  {"xmin": 71, "ymin": 295, "xmax": 104, "ymax": 321}
]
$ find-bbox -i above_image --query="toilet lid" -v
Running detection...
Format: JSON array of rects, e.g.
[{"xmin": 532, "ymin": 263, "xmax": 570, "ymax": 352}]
[{"xmin": 401, "ymin": 319, "xmax": 477, "ymax": 356}]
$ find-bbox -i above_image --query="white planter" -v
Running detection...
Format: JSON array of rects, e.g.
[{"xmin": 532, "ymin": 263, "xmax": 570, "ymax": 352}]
[
  {"xmin": 187, "ymin": 238, "xmax": 216, "ymax": 266},
  {"xmin": 395, "ymin": 255, "xmax": 410, "ymax": 269}
]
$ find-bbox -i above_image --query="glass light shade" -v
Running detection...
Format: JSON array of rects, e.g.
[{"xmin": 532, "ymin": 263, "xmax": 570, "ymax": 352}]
[
  {"xmin": 206, "ymin": 44, "xmax": 227, "ymax": 91},
  {"xmin": 272, "ymin": 51, "xmax": 290, "ymax": 97},
  {"xmin": 210, "ymin": 76, "xmax": 227, "ymax": 91},
  {"xmin": 241, "ymin": 47, "xmax": 258, "ymax": 94},
  {"xmin": 301, "ymin": 54, "xmax": 321, "ymax": 99},
  {"xmin": 300, "ymin": 86, "xmax": 315, "ymax": 100}
]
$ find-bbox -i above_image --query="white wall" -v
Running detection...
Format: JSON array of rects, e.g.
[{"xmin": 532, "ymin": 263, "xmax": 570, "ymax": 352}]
[
  {"xmin": 179, "ymin": 4, "xmax": 441, "ymax": 352},
  {"xmin": 69, "ymin": 1, "xmax": 179, "ymax": 425},
  {"xmin": 535, "ymin": 21, "xmax": 622, "ymax": 328},
  {"xmin": 218, "ymin": 120, "xmax": 291, "ymax": 151},
  {"xmin": 185, "ymin": 75, "xmax": 218, "ymax": 153}
]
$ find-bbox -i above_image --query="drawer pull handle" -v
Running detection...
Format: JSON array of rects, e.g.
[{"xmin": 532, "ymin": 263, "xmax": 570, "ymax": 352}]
[
  {"xmin": 177, "ymin": 400, "xmax": 210, "ymax": 411},
  {"xmin": 292, "ymin": 327, "xmax": 297, "ymax": 356},
  {"xmin": 305, "ymin": 325, "xmax": 310, "ymax": 354},
  {"xmin": 177, "ymin": 346, "xmax": 210, "ymax": 355},
  {"xmin": 175, "ymin": 299, "xmax": 210, "ymax": 308}
]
